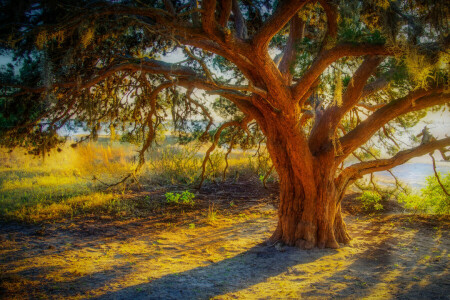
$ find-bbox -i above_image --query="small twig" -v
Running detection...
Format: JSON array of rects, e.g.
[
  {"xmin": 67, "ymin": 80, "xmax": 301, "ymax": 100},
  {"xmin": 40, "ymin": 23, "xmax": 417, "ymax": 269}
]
[
  {"xmin": 198, "ymin": 116, "xmax": 252, "ymax": 188},
  {"xmin": 262, "ymin": 165, "xmax": 274, "ymax": 189},
  {"xmin": 429, "ymin": 153, "xmax": 450, "ymax": 196},
  {"xmin": 223, "ymin": 131, "xmax": 238, "ymax": 181},
  {"xmin": 387, "ymin": 170, "xmax": 408, "ymax": 193}
]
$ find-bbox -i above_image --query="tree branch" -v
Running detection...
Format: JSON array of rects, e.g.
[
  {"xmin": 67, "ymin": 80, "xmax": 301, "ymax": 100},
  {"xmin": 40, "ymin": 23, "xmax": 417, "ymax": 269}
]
[
  {"xmin": 2, "ymin": 59, "xmax": 200, "ymax": 93},
  {"xmin": 308, "ymin": 56, "xmax": 383, "ymax": 153},
  {"xmin": 429, "ymin": 153, "xmax": 450, "ymax": 196},
  {"xmin": 189, "ymin": 0, "xmax": 201, "ymax": 26},
  {"xmin": 360, "ymin": 77, "xmax": 390, "ymax": 99},
  {"xmin": 163, "ymin": 0, "xmax": 176, "ymax": 15},
  {"xmin": 340, "ymin": 56, "xmax": 383, "ymax": 110},
  {"xmin": 252, "ymin": 0, "xmax": 309, "ymax": 52},
  {"xmin": 356, "ymin": 102, "xmax": 386, "ymax": 111},
  {"xmin": 232, "ymin": 0, "xmax": 248, "ymax": 39},
  {"xmin": 202, "ymin": 0, "xmax": 217, "ymax": 35},
  {"xmin": 293, "ymin": 44, "xmax": 392, "ymax": 105},
  {"xmin": 278, "ymin": 14, "xmax": 304, "ymax": 83},
  {"xmin": 338, "ymin": 89, "xmax": 448, "ymax": 161},
  {"xmin": 198, "ymin": 116, "xmax": 253, "ymax": 188},
  {"xmin": 185, "ymin": 88, "xmax": 214, "ymax": 141},
  {"xmin": 318, "ymin": 0, "xmax": 338, "ymax": 39},
  {"xmin": 340, "ymin": 137, "xmax": 450, "ymax": 182},
  {"xmin": 218, "ymin": 0, "xmax": 233, "ymax": 27}
]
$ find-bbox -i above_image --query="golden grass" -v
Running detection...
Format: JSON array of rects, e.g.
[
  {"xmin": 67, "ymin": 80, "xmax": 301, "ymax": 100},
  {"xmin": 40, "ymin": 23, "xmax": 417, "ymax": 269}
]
[
  {"xmin": 0, "ymin": 143, "xmax": 134, "ymax": 223},
  {"xmin": 0, "ymin": 139, "xmax": 267, "ymax": 223}
]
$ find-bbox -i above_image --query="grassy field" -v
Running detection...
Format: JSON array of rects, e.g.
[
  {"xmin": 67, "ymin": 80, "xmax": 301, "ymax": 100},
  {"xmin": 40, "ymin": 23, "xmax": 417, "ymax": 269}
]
[{"xmin": 0, "ymin": 140, "xmax": 272, "ymax": 223}]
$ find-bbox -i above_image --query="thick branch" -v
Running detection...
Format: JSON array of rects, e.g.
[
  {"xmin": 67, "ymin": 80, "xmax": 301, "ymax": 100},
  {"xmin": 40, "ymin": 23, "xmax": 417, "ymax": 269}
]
[
  {"xmin": 189, "ymin": 0, "xmax": 201, "ymax": 26},
  {"xmin": 309, "ymin": 56, "xmax": 383, "ymax": 153},
  {"xmin": 293, "ymin": 44, "xmax": 392, "ymax": 104},
  {"xmin": 279, "ymin": 15, "xmax": 304, "ymax": 83},
  {"xmin": 340, "ymin": 57, "xmax": 383, "ymax": 110},
  {"xmin": 202, "ymin": 0, "xmax": 217, "ymax": 35},
  {"xmin": 218, "ymin": 0, "xmax": 233, "ymax": 27},
  {"xmin": 163, "ymin": 0, "xmax": 176, "ymax": 15},
  {"xmin": 356, "ymin": 102, "xmax": 386, "ymax": 111},
  {"xmin": 339, "ymin": 89, "xmax": 448, "ymax": 161},
  {"xmin": 318, "ymin": 0, "xmax": 338, "ymax": 39},
  {"xmin": 252, "ymin": 0, "xmax": 309, "ymax": 52},
  {"xmin": 340, "ymin": 137, "xmax": 450, "ymax": 181},
  {"xmin": 232, "ymin": 0, "xmax": 248, "ymax": 39},
  {"xmin": 360, "ymin": 77, "xmax": 390, "ymax": 99}
]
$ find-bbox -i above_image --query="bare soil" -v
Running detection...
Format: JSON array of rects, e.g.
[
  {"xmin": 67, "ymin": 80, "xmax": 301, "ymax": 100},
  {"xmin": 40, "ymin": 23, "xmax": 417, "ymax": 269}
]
[{"xmin": 1, "ymin": 180, "xmax": 449, "ymax": 299}]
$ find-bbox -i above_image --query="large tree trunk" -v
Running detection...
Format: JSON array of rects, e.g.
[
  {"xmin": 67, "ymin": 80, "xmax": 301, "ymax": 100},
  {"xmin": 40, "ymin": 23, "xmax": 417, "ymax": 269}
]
[{"xmin": 264, "ymin": 123, "xmax": 351, "ymax": 249}]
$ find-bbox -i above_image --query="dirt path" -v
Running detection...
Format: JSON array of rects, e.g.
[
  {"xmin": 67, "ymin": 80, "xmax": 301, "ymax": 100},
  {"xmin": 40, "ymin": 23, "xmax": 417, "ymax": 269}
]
[{"xmin": 1, "ymin": 185, "xmax": 449, "ymax": 299}]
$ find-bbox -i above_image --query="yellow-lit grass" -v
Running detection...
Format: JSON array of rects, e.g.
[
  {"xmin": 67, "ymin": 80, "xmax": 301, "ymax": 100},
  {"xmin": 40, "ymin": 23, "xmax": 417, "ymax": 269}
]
[
  {"xmin": 146, "ymin": 145, "xmax": 202, "ymax": 184},
  {"xmin": 0, "ymin": 139, "xmax": 264, "ymax": 223},
  {"xmin": 72, "ymin": 142, "xmax": 134, "ymax": 176},
  {"xmin": 0, "ymin": 144, "xmax": 137, "ymax": 223},
  {"xmin": 11, "ymin": 193, "xmax": 132, "ymax": 222}
]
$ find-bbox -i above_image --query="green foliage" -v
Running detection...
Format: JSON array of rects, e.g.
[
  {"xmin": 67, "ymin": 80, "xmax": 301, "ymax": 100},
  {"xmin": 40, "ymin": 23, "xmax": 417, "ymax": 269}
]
[
  {"xmin": 399, "ymin": 173, "xmax": 450, "ymax": 214},
  {"xmin": 0, "ymin": 56, "xmax": 57, "ymax": 154},
  {"xmin": 292, "ymin": 38, "xmax": 318, "ymax": 78},
  {"xmin": 338, "ymin": 24, "xmax": 386, "ymax": 45},
  {"xmin": 212, "ymin": 97, "xmax": 242, "ymax": 119},
  {"xmin": 357, "ymin": 191, "xmax": 384, "ymax": 212},
  {"xmin": 165, "ymin": 190, "xmax": 195, "ymax": 206},
  {"xmin": 120, "ymin": 131, "xmax": 144, "ymax": 145}
]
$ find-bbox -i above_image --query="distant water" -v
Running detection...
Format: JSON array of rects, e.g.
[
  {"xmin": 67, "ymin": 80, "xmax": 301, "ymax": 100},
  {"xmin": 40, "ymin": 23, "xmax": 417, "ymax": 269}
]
[{"xmin": 373, "ymin": 162, "xmax": 450, "ymax": 189}]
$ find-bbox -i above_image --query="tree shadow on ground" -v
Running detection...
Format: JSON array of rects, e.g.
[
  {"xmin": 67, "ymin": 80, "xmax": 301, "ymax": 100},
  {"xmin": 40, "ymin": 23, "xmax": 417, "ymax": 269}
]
[
  {"xmin": 2, "ymin": 200, "xmax": 449, "ymax": 299},
  {"xmin": 94, "ymin": 244, "xmax": 334, "ymax": 300},
  {"xmin": 301, "ymin": 215, "xmax": 450, "ymax": 299}
]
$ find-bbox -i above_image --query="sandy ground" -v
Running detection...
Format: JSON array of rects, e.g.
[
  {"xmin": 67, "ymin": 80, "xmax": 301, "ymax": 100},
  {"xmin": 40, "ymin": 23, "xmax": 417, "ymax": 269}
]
[{"xmin": 1, "ymin": 182, "xmax": 449, "ymax": 299}]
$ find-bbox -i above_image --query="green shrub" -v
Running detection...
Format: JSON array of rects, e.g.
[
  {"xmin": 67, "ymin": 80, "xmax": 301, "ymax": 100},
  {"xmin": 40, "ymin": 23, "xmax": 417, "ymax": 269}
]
[
  {"xmin": 357, "ymin": 191, "xmax": 384, "ymax": 212},
  {"xmin": 165, "ymin": 190, "xmax": 195, "ymax": 206},
  {"xmin": 399, "ymin": 172, "xmax": 450, "ymax": 214}
]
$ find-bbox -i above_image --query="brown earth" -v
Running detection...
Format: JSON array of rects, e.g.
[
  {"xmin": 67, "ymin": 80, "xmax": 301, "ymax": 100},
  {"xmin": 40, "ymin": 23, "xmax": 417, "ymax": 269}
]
[{"xmin": 1, "ymin": 180, "xmax": 449, "ymax": 299}]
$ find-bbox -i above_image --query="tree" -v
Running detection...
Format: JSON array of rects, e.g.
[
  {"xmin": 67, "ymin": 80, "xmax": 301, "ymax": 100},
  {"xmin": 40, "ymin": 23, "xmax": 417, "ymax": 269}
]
[{"xmin": 0, "ymin": 0, "xmax": 449, "ymax": 249}]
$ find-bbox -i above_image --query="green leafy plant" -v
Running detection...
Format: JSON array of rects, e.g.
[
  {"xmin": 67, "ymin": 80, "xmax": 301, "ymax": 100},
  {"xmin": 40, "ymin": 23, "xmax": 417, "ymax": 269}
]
[
  {"xmin": 399, "ymin": 173, "xmax": 450, "ymax": 214},
  {"xmin": 357, "ymin": 191, "xmax": 384, "ymax": 212},
  {"xmin": 165, "ymin": 190, "xmax": 195, "ymax": 206}
]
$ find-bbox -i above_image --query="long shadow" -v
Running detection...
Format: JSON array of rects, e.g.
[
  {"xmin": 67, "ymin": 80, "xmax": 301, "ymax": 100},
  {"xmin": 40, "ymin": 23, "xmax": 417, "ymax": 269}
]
[
  {"xmin": 94, "ymin": 244, "xmax": 333, "ymax": 300},
  {"xmin": 0, "ymin": 265, "xmax": 134, "ymax": 299},
  {"xmin": 302, "ymin": 216, "xmax": 450, "ymax": 299}
]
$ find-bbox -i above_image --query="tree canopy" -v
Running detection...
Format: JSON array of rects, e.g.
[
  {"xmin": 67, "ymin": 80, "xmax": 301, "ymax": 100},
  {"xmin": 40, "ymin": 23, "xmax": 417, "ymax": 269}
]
[{"xmin": 0, "ymin": 0, "xmax": 449, "ymax": 248}]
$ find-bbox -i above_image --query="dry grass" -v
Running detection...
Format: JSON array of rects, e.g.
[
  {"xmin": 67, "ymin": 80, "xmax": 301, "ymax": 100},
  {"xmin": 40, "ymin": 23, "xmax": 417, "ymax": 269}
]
[
  {"xmin": 0, "ymin": 139, "xmax": 268, "ymax": 223},
  {"xmin": 0, "ymin": 143, "xmax": 135, "ymax": 223}
]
